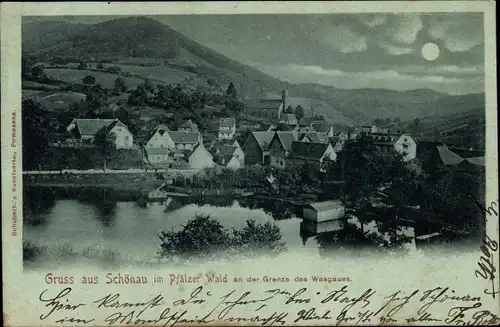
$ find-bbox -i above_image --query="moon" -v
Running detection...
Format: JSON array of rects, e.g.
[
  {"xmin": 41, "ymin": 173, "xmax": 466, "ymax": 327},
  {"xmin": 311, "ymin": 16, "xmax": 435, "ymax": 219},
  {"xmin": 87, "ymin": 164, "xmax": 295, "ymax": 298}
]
[{"xmin": 421, "ymin": 43, "xmax": 440, "ymax": 61}]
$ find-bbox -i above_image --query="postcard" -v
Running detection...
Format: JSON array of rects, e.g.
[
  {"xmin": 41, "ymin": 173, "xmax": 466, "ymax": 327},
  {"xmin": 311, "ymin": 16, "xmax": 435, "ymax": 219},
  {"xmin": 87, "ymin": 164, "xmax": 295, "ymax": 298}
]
[{"xmin": 1, "ymin": 1, "xmax": 498, "ymax": 326}]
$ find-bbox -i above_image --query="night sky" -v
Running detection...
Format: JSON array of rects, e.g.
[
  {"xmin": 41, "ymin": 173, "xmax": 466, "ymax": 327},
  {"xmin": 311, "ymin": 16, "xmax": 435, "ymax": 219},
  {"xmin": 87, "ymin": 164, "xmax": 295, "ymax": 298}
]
[{"xmin": 26, "ymin": 13, "xmax": 485, "ymax": 95}]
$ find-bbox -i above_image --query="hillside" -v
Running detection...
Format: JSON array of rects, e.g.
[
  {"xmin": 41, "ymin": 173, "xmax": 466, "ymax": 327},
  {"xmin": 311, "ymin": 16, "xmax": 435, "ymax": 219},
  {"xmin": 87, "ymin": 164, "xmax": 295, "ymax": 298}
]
[{"xmin": 23, "ymin": 17, "xmax": 485, "ymax": 125}]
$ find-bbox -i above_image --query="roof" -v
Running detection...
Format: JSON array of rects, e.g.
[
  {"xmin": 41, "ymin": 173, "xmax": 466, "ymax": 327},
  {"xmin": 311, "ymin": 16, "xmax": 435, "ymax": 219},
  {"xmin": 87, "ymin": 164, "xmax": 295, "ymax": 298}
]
[
  {"xmin": 71, "ymin": 118, "xmax": 119, "ymax": 136},
  {"xmin": 257, "ymin": 123, "xmax": 276, "ymax": 132},
  {"xmin": 216, "ymin": 146, "xmax": 238, "ymax": 165},
  {"xmin": 275, "ymin": 132, "xmax": 298, "ymax": 151},
  {"xmin": 219, "ymin": 145, "xmax": 238, "ymax": 156},
  {"xmin": 466, "ymin": 157, "xmax": 485, "ymax": 166},
  {"xmin": 180, "ymin": 119, "xmax": 198, "ymax": 130},
  {"xmin": 219, "ymin": 117, "xmax": 236, "ymax": 128},
  {"xmin": 307, "ymin": 200, "xmax": 344, "ymax": 211},
  {"xmin": 437, "ymin": 146, "xmax": 464, "ymax": 165},
  {"xmin": 299, "ymin": 116, "xmax": 314, "ymax": 127},
  {"xmin": 298, "ymin": 126, "xmax": 316, "ymax": 133},
  {"xmin": 169, "ymin": 131, "xmax": 200, "ymax": 144},
  {"xmin": 311, "ymin": 121, "xmax": 333, "ymax": 133},
  {"xmin": 249, "ymin": 132, "xmax": 275, "ymax": 150},
  {"xmin": 146, "ymin": 147, "xmax": 169, "ymax": 156},
  {"xmin": 280, "ymin": 113, "xmax": 297, "ymax": 122},
  {"xmin": 289, "ymin": 141, "xmax": 331, "ymax": 160}
]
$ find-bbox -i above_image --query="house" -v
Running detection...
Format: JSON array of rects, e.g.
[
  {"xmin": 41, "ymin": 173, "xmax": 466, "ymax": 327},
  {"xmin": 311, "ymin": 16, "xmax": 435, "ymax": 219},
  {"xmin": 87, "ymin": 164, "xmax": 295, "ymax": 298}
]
[
  {"xmin": 144, "ymin": 125, "xmax": 202, "ymax": 161},
  {"xmin": 174, "ymin": 143, "xmax": 215, "ymax": 169},
  {"xmin": 187, "ymin": 143, "xmax": 215, "ymax": 169},
  {"xmin": 298, "ymin": 131, "xmax": 329, "ymax": 144},
  {"xmin": 303, "ymin": 200, "xmax": 345, "ymax": 223},
  {"xmin": 178, "ymin": 119, "xmax": 199, "ymax": 132},
  {"xmin": 145, "ymin": 147, "xmax": 170, "ymax": 163},
  {"xmin": 218, "ymin": 117, "xmax": 236, "ymax": 140},
  {"xmin": 298, "ymin": 125, "xmax": 316, "ymax": 134},
  {"xmin": 358, "ymin": 124, "xmax": 379, "ymax": 134},
  {"xmin": 66, "ymin": 118, "xmax": 134, "ymax": 149},
  {"xmin": 216, "ymin": 145, "xmax": 244, "ymax": 170},
  {"xmin": 257, "ymin": 123, "xmax": 276, "ymax": 132},
  {"xmin": 268, "ymin": 131, "xmax": 299, "ymax": 169},
  {"xmin": 348, "ymin": 131, "xmax": 359, "ymax": 140},
  {"xmin": 331, "ymin": 136, "xmax": 346, "ymax": 152},
  {"xmin": 242, "ymin": 131, "xmax": 275, "ymax": 165},
  {"xmin": 287, "ymin": 141, "xmax": 337, "ymax": 171},
  {"xmin": 146, "ymin": 124, "xmax": 175, "ymax": 149},
  {"xmin": 279, "ymin": 113, "xmax": 298, "ymax": 126},
  {"xmin": 169, "ymin": 131, "xmax": 202, "ymax": 150},
  {"xmin": 245, "ymin": 90, "xmax": 288, "ymax": 122},
  {"xmin": 394, "ymin": 134, "xmax": 418, "ymax": 161},
  {"xmin": 212, "ymin": 139, "xmax": 242, "ymax": 154},
  {"xmin": 416, "ymin": 141, "xmax": 464, "ymax": 173},
  {"xmin": 311, "ymin": 121, "xmax": 334, "ymax": 138},
  {"xmin": 298, "ymin": 116, "xmax": 314, "ymax": 127},
  {"xmin": 337, "ymin": 132, "xmax": 349, "ymax": 141},
  {"xmin": 365, "ymin": 133, "xmax": 401, "ymax": 156}
]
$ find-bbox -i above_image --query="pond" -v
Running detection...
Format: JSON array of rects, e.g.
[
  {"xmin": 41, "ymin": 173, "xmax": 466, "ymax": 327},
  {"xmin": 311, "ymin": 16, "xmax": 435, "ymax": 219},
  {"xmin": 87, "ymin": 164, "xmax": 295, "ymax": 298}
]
[{"xmin": 23, "ymin": 188, "xmax": 325, "ymax": 267}]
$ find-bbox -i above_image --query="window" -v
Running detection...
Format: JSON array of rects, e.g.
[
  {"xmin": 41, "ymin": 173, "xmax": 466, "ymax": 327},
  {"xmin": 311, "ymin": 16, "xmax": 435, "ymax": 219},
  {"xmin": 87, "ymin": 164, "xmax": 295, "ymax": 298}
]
[
  {"xmin": 117, "ymin": 128, "xmax": 122, "ymax": 132},
  {"xmin": 125, "ymin": 136, "xmax": 129, "ymax": 141},
  {"xmin": 161, "ymin": 144, "xmax": 164, "ymax": 147},
  {"xmin": 404, "ymin": 138, "xmax": 408, "ymax": 142}
]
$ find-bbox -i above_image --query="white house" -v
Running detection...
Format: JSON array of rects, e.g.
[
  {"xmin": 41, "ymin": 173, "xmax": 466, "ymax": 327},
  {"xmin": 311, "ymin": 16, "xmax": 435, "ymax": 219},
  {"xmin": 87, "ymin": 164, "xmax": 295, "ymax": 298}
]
[
  {"xmin": 186, "ymin": 143, "xmax": 215, "ymax": 169},
  {"xmin": 394, "ymin": 134, "xmax": 418, "ymax": 161},
  {"xmin": 169, "ymin": 131, "xmax": 202, "ymax": 150},
  {"xmin": 66, "ymin": 118, "xmax": 133, "ymax": 149},
  {"xmin": 303, "ymin": 200, "xmax": 345, "ymax": 223},
  {"xmin": 218, "ymin": 118, "xmax": 236, "ymax": 140},
  {"xmin": 279, "ymin": 113, "xmax": 298, "ymax": 126},
  {"xmin": 216, "ymin": 145, "xmax": 245, "ymax": 170},
  {"xmin": 146, "ymin": 147, "xmax": 170, "ymax": 163},
  {"xmin": 146, "ymin": 124, "xmax": 175, "ymax": 150}
]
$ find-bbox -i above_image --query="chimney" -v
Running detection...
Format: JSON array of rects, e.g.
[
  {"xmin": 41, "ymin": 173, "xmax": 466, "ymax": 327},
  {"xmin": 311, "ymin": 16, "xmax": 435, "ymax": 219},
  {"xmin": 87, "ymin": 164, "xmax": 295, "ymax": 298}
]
[{"xmin": 282, "ymin": 89, "xmax": 288, "ymax": 110}]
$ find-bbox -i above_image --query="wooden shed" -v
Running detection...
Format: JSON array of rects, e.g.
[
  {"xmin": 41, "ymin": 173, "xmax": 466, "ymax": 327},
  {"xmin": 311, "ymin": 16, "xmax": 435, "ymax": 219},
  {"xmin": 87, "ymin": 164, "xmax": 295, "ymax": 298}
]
[{"xmin": 303, "ymin": 200, "xmax": 345, "ymax": 223}]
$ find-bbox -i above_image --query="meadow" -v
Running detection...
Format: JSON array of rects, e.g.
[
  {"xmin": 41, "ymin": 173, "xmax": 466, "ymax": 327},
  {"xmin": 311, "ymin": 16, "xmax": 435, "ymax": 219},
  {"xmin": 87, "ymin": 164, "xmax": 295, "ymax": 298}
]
[
  {"xmin": 44, "ymin": 68, "xmax": 146, "ymax": 89},
  {"xmin": 36, "ymin": 91, "xmax": 87, "ymax": 111}
]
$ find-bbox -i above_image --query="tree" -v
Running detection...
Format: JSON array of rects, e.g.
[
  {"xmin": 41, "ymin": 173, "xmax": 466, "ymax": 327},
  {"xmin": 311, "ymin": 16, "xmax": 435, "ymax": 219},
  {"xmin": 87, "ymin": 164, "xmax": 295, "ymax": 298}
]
[
  {"xmin": 317, "ymin": 148, "xmax": 420, "ymax": 255},
  {"xmin": 412, "ymin": 117, "xmax": 421, "ymax": 132},
  {"xmin": 82, "ymin": 75, "xmax": 96, "ymax": 86},
  {"xmin": 85, "ymin": 84, "xmax": 107, "ymax": 113},
  {"xmin": 93, "ymin": 126, "xmax": 116, "ymax": 160},
  {"xmin": 77, "ymin": 61, "xmax": 88, "ymax": 70},
  {"xmin": 157, "ymin": 214, "xmax": 286, "ymax": 262},
  {"xmin": 97, "ymin": 62, "xmax": 104, "ymax": 70},
  {"xmin": 21, "ymin": 100, "xmax": 51, "ymax": 169},
  {"xmin": 295, "ymin": 105, "xmax": 305, "ymax": 120},
  {"xmin": 285, "ymin": 105, "xmax": 294, "ymax": 114},
  {"xmin": 113, "ymin": 77, "xmax": 127, "ymax": 94},
  {"xmin": 275, "ymin": 123, "xmax": 292, "ymax": 131},
  {"xmin": 393, "ymin": 117, "xmax": 401, "ymax": 124},
  {"xmin": 226, "ymin": 82, "xmax": 237, "ymax": 100},
  {"xmin": 31, "ymin": 66, "xmax": 46, "ymax": 81},
  {"xmin": 22, "ymin": 55, "xmax": 33, "ymax": 79}
]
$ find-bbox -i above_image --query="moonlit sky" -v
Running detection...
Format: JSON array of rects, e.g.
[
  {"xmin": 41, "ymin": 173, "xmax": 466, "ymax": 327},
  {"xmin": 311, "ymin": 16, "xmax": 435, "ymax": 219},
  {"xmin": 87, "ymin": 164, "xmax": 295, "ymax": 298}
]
[{"xmin": 25, "ymin": 13, "xmax": 485, "ymax": 95}]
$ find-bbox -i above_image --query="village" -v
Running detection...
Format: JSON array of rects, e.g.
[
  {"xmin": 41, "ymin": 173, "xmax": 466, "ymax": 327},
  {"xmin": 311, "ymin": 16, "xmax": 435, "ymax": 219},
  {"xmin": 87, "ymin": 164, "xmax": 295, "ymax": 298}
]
[
  {"xmin": 40, "ymin": 88, "xmax": 483, "ymax": 173},
  {"xmin": 23, "ymin": 86, "xmax": 486, "ymax": 251},
  {"xmin": 19, "ymin": 14, "xmax": 489, "ymax": 266}
]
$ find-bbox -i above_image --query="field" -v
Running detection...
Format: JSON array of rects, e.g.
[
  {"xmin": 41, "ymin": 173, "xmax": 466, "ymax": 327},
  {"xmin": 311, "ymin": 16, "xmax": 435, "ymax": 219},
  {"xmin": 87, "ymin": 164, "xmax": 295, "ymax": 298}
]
[
  {"xmin": 22, "ymin": 90, "xmax": 46, "ymax": 100},
  {"xmin": 44, "ymin": 68, "xmax": 146, "ymax": 89},
  {"xmin": 36, "ymin": 91, "xmax": 87, "ymax": 111},
  {"xmin": 113, "ymin": 64, "xmax": 201, "ymax": 85}
]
